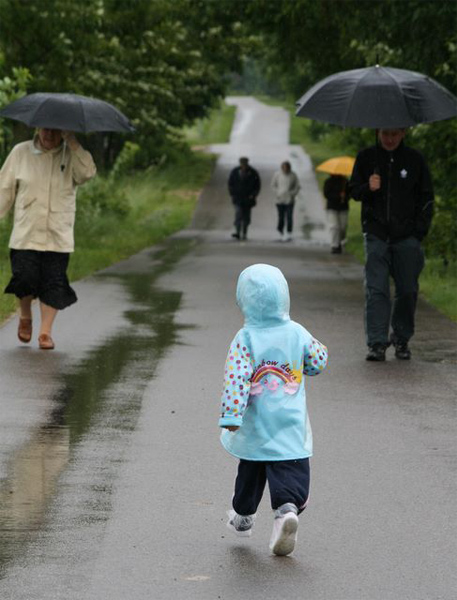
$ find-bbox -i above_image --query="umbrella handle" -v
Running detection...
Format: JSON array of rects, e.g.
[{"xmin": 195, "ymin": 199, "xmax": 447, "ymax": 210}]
[
  {"xmin": 373, "ymin": 129, "xmax": 380, "ymax": 175},
  {"xmin": 61, "ymin": 141, "xmax": 66, "ymax": 172}
]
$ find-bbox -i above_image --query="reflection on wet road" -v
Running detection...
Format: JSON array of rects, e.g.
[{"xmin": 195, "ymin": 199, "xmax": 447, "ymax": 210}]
[
  {"xmin": 0, "ymin": 239, "xmax": 194, "ymax": 578},
  {"xmin": 301, "ymin": 220, "xmax": 325, "ymax": 241}
]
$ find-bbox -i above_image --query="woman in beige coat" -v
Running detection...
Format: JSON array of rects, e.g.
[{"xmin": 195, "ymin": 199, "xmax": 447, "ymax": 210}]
[{"xmin": 0, "ymin": 128, "xmax": 96, "ymax": 349}]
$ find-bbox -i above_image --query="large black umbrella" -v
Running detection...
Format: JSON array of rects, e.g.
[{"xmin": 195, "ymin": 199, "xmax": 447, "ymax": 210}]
[
  {"xmin": 0, "ymin": 93, "xmax": 134, "ymax": 133},
  {"xmin": 295, "ymin": 65, "xmax": 457, "ymax": 128}
]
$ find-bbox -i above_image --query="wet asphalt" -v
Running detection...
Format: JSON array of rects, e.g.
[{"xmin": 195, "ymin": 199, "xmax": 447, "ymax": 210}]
[{"xmin": 0, "ymin": 97, "xmax": 456, "ymax": 600}]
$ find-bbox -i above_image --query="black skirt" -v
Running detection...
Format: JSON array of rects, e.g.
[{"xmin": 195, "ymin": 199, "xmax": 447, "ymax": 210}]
[{"xmin": 5, "ymin": 249, "xmax": 77, "ymax": 310}]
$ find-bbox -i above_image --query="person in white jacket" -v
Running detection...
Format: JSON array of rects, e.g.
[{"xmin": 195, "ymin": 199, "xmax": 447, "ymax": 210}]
[
  {"xmin": 0, "ymin": 127, "xmax": 96, "ymax": 349},
  {"xmin": 271, "ymin": 161, "xmax": 300, "ymax": 241}
]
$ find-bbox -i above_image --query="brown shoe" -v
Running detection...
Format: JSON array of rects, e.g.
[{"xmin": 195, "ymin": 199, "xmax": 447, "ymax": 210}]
[
  {"xmin": 38, "ymin": 334, "xmax": 55, "ymax": 350},
  {"xmin": 18, "ymin": 318, "xmax": 32, "ymax": 343}
]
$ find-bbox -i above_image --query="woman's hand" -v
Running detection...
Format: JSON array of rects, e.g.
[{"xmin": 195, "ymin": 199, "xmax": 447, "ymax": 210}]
[{"xmin": 62, "ymin": 131, "xmax": 80, "ymax": 151}]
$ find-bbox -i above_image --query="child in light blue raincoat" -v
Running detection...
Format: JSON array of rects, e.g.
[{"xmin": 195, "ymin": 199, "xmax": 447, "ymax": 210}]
[{"xmin": 219, "ymin": 263, "xmax": 328, "ymax": 556}]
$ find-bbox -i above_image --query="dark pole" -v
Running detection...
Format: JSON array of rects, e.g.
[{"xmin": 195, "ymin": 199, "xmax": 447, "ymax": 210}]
[
  {"xmin": 374, "ymin": 54, "xmax": 380, "ymax": 174},
  {"xmin": 374, "ymin": 128, "xmax": 379, "ymax": 174}
]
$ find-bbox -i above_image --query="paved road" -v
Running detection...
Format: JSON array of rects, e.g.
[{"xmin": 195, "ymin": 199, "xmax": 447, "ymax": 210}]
[{"xmin": 0, "ymin": 97, "xmax": 456, "ymax": 600}]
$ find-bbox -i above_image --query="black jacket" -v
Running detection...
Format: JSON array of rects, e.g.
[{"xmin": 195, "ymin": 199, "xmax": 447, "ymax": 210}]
[
  {"xmin": 228, "ymin": 166, "xmax": 261, "ymax": 207},
  {"xmin": 349, "ymin": 142, "xmax": 434, "ymax": 242},
  {"xmin": 323, "ymin": 175, "xmax": 349, "ymax": 211}
]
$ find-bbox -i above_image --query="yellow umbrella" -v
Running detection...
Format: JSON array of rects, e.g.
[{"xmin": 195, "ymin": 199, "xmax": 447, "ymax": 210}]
[{"xmin": 316, "ymin": 156, "xmax": 355, "ymax": 177}]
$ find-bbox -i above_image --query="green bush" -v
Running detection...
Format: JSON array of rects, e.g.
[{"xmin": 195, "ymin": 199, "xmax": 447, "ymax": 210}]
[
  {"xmin": 423, "ymin": 198, "xmax": 457, "ymax": 263},
  {"xmin": 0, "ymin": 67, "xmax": 31, "ymax": 162},
  {"xmin": 76, "ymin": 176, "xmax": 130, "ymax": 225},
  {"xmin": 109, "ymin": 141, "xmax": 141, "ymax": 179}
]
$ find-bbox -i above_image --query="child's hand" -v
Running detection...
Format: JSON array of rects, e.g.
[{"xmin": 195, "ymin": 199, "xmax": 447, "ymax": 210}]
[{"xmin": 225, "ymin": 426, "xmax": 240, "ymax": 432}]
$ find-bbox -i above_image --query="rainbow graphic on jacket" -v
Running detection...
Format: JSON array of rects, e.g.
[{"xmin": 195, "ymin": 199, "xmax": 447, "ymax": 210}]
[{"xmin": 250, "ymin": 361, "xmax": 302, "ymax": 395}]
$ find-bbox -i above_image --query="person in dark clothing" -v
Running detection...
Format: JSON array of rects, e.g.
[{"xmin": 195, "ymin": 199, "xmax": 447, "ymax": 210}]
[
  {"xmin": 323, "ymin": 175, "xmax": 350, "ymax": 253},
  {"xmin": 350, "ymin": 128, "xmax": 434, "ymax": 362},
  {"xmin": 228, "ymin": 157, "xmax": 261, "ymax": 240}
]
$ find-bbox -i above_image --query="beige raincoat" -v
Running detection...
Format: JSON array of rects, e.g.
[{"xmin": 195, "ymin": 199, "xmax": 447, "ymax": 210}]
[{"xmin": 0, "ymin": 137, "xmax": 96, "ymax": 253}]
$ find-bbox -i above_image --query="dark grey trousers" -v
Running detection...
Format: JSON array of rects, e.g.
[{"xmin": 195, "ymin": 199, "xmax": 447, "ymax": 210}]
[
  {"xmin": 234, "ymin": 204, "xmax": 252, "ymax": 236},
  {"xmin": 364, "ymin": 234, "xmax": 424, "ymax": 346}
]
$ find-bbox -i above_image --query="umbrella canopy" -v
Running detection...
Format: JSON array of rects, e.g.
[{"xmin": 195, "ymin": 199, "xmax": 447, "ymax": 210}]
[
  {"xmin": 316, "ymin": 156, "xmax": 355, "ymax": 177},
  {"xmin": 0, "ymin": 93, "xmax": 134, "ymax": 133},
  {"xmin": 296, "ymin": 65, "xmax": 457, "ymax": 128}
]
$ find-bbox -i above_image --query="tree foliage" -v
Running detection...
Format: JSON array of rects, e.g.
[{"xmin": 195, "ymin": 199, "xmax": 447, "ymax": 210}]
[
  {"xmin": 0, "ymin": 0, "xmax": 248, "ymax": 167},
  {"xmin": 243, "ymin": 0, "xmax": 456, "ymax": 94},
  {"xmin": 0, "ymin": 65, "xmax": 30, "ymax": 153}
]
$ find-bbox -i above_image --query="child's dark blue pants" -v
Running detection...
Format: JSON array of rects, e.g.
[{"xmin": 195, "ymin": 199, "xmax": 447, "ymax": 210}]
[{"xmin": 232, "ymin": 458, "xmax": 310, "ymax": 516}]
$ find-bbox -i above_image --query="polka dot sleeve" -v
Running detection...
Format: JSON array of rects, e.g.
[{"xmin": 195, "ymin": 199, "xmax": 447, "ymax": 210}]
[
  {"xmin": 218, "ymin": 335, "xmax": 254, "ymax": 428},
  {"xmin": 303, "ymin": 337, "xmax": 328, "ymax": 376}
]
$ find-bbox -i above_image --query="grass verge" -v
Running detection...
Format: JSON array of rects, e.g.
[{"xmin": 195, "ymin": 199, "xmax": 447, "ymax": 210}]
[
  {"xmin": 69, "ymin": 152, "xmax": 215, "ymax": 281},
  {"xmin": 256, "ymin": 95, "xmax": 457, "ymax": 321},
  {"xmin": 183, "ymin": 100, "xmax": 236, "ymax": 146}
]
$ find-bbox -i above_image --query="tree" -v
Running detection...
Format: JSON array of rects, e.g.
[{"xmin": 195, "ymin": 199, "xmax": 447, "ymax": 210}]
[{"xmin": 0, "ymin": 0, "xmax": 249, "ymax": 167}]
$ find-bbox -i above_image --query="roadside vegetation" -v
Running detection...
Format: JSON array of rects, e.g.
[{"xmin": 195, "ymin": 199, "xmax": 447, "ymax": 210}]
[{"xmin": 184, "ymin": 103, "xmax": 236, "ymax": 146}]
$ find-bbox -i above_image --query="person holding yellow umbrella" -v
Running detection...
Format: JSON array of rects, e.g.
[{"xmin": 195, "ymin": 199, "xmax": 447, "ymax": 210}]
[{"xmin": 316, "ymin": 156, "xmax": 354, "ymax": 254}]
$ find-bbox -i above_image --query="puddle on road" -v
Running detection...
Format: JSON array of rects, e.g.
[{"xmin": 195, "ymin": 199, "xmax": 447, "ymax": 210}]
[
  {"xmin": 0, "ymin": 238, "xmax": 195, "ymax": 576},
  {"xmin": 302, "ymin": 220, "xmax": 325, "ymax": 241}
]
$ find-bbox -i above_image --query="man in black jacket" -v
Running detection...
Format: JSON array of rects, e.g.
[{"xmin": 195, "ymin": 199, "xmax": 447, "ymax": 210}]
[
  {"xmin": 350, "ymin": 129, "xmax": 434, "ymax": 361},
  {"xmin": 228, "ymin": 157, "xmax": 261, "ymax": 240}
]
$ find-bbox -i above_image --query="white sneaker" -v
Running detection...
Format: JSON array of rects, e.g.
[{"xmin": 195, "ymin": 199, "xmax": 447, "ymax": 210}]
[
  {"xmin": 286, "ymin": 234, "xmax": 293, "ymax": 242},
  {"xmin": 278, "ymin": 232, "xmax": 285, "ymax": 242},
  {"xmin": 269, "ymin": 511, "xmax": 299, "ymax": 556},
  {"xmin": 226, "ymin": 509, "xmax": 255, "ymax": 537}
]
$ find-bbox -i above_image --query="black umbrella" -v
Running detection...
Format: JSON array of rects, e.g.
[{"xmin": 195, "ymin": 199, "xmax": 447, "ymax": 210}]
[
  {"xmin": 295, "ymin": 65, "xmax": 457, "ymax": 128},
  {"xmin": 0, "ymin": 92, "xmax": 135, "ymax": 133}
]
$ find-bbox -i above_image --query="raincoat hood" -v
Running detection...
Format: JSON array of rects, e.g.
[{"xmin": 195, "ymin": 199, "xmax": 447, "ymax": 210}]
[{"xmin": 236, "ymin": 263, "xmax": 290, "ymax": 328}]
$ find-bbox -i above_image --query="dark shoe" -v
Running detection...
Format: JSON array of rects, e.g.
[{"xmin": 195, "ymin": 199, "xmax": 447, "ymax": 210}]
[
  {"xmin": 331, "ymin": 246, "xmax": 342, "ymax": 254},
  {"xmin": 231, "ymin": 232, "xmax": 240, "ymax": 240},
  {"xmin": 18, "ymin": 318, "xmax": 32, "ymax": 343},
  {"xmin": 392, "ymin": 339, "xmax": 411, "ymax": 360},
  {"xmin": 366, "ymin": 343, "xmax": 387, "ymax": 362},
  {"xmin": 38, "ymin": 334, "xmax": 55, "ymax": 350}
]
